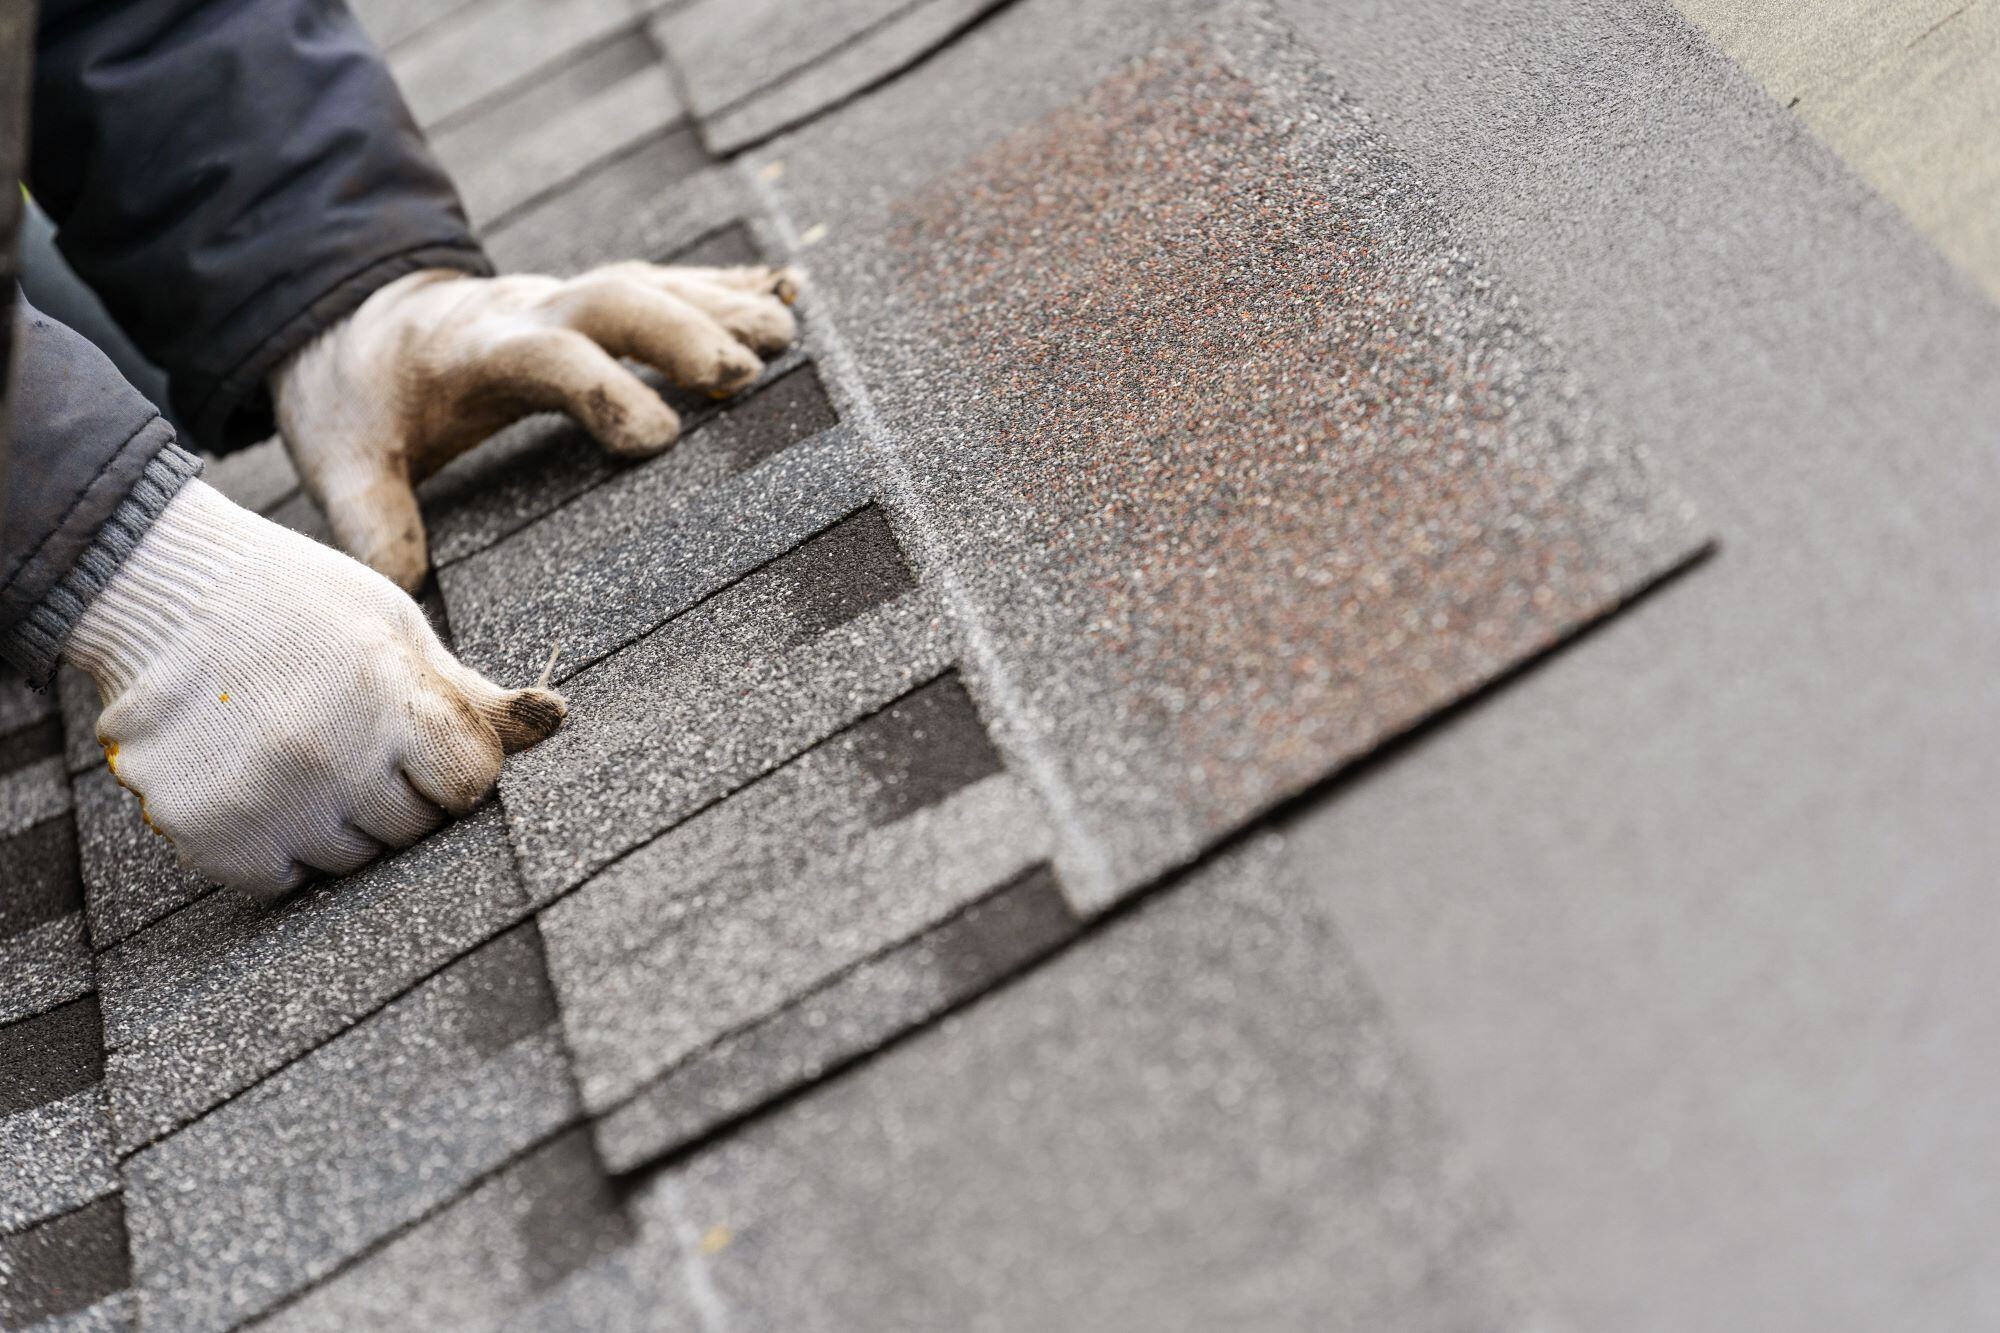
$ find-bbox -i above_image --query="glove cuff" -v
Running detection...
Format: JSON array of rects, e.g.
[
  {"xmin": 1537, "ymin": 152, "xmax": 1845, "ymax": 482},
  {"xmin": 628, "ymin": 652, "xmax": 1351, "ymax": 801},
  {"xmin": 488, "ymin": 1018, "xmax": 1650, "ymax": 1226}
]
[{"xmin": 62, "ymin": 481, "xmax": 261, "ymax": 698}]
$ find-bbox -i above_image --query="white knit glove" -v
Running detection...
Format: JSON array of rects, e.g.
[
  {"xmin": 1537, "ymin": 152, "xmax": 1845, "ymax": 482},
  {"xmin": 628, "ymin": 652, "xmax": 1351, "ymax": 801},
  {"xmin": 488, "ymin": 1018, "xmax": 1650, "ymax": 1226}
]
[
  {"xmin": 62, "ymin": 479, "xmax": 565, "ymax": 900},
  {"xmin": 271, "ymin": 261, "xmax": 800, "ymax": 590}
]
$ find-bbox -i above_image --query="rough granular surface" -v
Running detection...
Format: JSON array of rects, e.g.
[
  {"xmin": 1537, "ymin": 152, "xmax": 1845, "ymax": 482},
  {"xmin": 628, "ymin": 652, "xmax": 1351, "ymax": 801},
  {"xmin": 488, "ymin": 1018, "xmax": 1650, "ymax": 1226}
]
[{"xmin": 838, "ymin": 21, "xmax": 1705, "ymax": 906}]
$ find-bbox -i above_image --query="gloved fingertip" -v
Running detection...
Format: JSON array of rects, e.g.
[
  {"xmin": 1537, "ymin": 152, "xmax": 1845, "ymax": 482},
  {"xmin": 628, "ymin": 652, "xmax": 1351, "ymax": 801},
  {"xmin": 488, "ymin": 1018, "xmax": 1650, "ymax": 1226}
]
[{"xmin": 490, "ymin": 686, "xmax": 567, "ymax": 752}]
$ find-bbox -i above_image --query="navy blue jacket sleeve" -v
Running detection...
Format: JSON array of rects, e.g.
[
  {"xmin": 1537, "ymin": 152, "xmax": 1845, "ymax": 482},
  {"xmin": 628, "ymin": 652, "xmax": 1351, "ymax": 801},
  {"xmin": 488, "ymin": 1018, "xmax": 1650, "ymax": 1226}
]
[{"xmin": 27, "ymin": 0, "xmax": 491, "ymax": 452}]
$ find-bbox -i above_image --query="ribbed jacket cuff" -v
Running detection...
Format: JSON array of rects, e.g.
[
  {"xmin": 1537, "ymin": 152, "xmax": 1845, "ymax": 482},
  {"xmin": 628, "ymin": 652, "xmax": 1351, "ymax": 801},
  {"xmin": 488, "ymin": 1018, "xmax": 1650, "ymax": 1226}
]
[{"xmin": 1, "ymin": 442, "xmax": 205, "ymax": 684}]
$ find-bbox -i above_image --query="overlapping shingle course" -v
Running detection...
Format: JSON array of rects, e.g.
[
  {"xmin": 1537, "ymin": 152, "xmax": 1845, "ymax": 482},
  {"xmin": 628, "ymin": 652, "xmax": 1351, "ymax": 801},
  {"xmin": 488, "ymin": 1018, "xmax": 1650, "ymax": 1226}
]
[{"xmin": 7, "ymin": 1, "xmax": 1734, "ymax": 1326}]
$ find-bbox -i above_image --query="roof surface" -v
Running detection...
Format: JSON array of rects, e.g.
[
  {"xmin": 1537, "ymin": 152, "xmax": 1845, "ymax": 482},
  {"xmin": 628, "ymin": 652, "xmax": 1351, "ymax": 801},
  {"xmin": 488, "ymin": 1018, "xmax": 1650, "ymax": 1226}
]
[{"xmin": 3, "ymin": 0, "xmax": 1998, "ymax": 1329}]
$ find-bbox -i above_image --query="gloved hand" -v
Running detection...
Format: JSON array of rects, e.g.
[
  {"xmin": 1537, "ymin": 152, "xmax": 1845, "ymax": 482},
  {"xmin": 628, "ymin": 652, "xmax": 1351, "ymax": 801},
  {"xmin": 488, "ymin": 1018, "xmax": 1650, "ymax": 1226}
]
[
  {"xmin": 271, "ymin": 261, "xmax": 801, "ymax": 590},
  {"xmin": 63, "ymin": 477, "xmax": 564, "ymax": 899}
]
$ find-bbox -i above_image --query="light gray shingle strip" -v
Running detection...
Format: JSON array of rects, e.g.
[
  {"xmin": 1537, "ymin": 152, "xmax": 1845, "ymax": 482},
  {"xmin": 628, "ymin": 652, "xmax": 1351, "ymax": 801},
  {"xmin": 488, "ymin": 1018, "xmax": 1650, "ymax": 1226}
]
[
  {"xmin": 0, "ymin": 914, "xmax": 92, "ymax": 1028},
  {"xmin": 72, "ymin": 767, "xmax": 211, "ymax": 952},
  {"xmin": 97, "ymin": 804, "xmax": 524, "ymax": 1155},
  {"xmin": 0, "ymin": 1085, "xmax": 116, "ymax": 1233},
  {"xmin": 0, "ymin": 756, "xmax": 70, "ymax": 840},
  {"xmin": 483, "ymin": 135, "xmax": 749, "ymax": 277},
  {"xmin": 429, "ymin": 31, "xmax": 686, "ymax": 229},
  {"xmin": 122, "ymin": 924, "xmax": 576, "ymax": 1333},
  {"xmin": 547, "ymin": 672, "xmax": 1045, "ymax": 1116},
  {"xmin": 759, "ymin": 7, "xmax": 1707, "ymax": 913},
  {"xmin": 694, "ymin": 0, "xmax": 1006, "ymax": 154},
  {"xmin": 595, "ymin": 862, "xmax": 1079, "ymax": 1172},
  {"xmin": 441, "ymin": 394, "xmax": 854, "ymax": 685},
  {"xmin": 0, "ymin": 1196, "xmax": 131, "ymax": 1330},
  {"xmin": 646, "ymin": 833, "xmax": 1553, "ymax": 1331},
  {"xmin": 497, "ymin": 505, "xmax": 954, "ymax": 900},
  {"xmin": 254, "ymin": 1129, "xmax": 700, "ymax": 1333},
  {"xmin": 417, "ymin": 348, "xmax": 805, "ymax": 571},
  {"xmin": 386, "ymin": 0, "xmax": 636, "ymax": 130},
  {"xmin": 347, "ymin": 0, "xmax": 482, "ymax": 54}
]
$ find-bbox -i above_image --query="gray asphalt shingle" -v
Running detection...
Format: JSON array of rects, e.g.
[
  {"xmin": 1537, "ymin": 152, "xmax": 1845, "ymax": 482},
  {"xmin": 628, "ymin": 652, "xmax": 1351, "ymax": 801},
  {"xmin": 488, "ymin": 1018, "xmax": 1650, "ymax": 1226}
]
[
  {"xmin": 386, "ymin": 0, "xmax": 634, "ymax": 129},
  {"xmin": 497, "ymin": 504, "xmax": 953, "ymax": 898},
  {"xmin": 0, "ymin": 815, "xmax": 91, "ymax": 1025},
  {"xmin": 0, "ymin": 994, "xmax": 115, "ymax": 1234},
  {"xmin": 428, "ymin": 31, "xmax": 685, "ymax": 228},
  {"xmin": 484, "ymin": 132, "xmax": 750, "ymax": 276},
  {"xmin": 72, "ymin": 766, "xmax": 210, "ymax": 951},
  {"xmin": 655, "ymin": 0, "xmax": 1007, "ymax": 153},
  {"xmin": 256, "ymin": 1129, "xmax": 698, "ymax": 1333},
  {"xmin": 594, "ymin": 861, "xmax": 1079, "ymax": 1172},
  {"xmin": 0, "ymin": 755, "xmax": 71, "ymax": 840},
  {"xmin": 441, "ymin": 382, "xmax": 853, "ymax": 684},
  {"xmin": 643, "ymin": 833, "xmax": 1553, "ymax": 1331},
  {"xmin": 122, "ymin": 924, "xmax": 576, "ymax": 1332},
  {"xmin": 546, "ymin": 673, "xmax": 1047, "ymax": 1121},
  {"xmin": 97, "ymin": 804, "xmax": 523, "ymax": 1153}
]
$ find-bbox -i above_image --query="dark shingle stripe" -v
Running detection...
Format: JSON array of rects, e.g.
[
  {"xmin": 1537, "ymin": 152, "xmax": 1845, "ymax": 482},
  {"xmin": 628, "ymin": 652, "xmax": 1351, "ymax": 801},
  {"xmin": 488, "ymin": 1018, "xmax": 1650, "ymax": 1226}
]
[
  {"xmin": 0, "ymin": 993, "xmax": 103, "ymax": 1117},
  {"xmin": 848, "ymin": 672, "xmax": 1003, "ymax": 824},
  {"xmin": 594, "ymin": 863, "xmax": 1079, "ymax": 1172},
  {"xmin": 0, "ymin": 816, "xmax": 83, "ymax": 940},
  {"xmin": 0, "ymin": 713, "xmax": 63, "ymax": 777},
  {"xmin": 0, "ymin": 1195, "xmax": 130, "ymax": 1326}
]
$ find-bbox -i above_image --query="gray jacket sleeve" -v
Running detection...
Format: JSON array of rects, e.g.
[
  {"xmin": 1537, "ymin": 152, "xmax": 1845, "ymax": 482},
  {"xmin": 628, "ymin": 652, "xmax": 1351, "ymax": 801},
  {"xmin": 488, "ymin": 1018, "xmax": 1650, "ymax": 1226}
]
[
  {"xmin": 1, "ymin": 297, "xmax": 202, "ymax": 683},
  {"xmin": 2, "ymin": 0, "xmax": 487, "ymax": 682}
]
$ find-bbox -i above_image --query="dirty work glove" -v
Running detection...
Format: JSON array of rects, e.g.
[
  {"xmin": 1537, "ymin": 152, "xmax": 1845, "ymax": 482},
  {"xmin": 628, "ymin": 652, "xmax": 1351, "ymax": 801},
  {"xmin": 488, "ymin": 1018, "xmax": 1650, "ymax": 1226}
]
[
  {"xmin": 272, "ymin": 261, "xmax": 801, "ymax": 590},
  {"xmin": 62, "ymin": 478, "xmax": 564, "ymax": 900}
]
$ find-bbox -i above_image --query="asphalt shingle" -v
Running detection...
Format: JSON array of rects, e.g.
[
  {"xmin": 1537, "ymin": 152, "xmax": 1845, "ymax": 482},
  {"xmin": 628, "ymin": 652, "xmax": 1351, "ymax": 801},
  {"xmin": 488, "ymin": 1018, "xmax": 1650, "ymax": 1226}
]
[
  {"xmin": 546, "ymin": 673, "xmax": 1047, "ymax": 1122},
  {"xmin": 484, "ymin": 132, "xmax": 749, "ymax": 276},
  {"xmin": 0, "ymin": 1196, "xmax": 132, "ymax": 1331},
  {"xmin": 347, "ymin": 0, "xmax": 477, "ymax": 52},
  {"xmin": 441, "ymin": 379, "xmax": 853, "ymax": 684},
  {"xmin": 72, "ymin": 766, "xmax": 211, "ymax": 952},
  {"xmin": 97, "ymin": 804, "xmax": 524, "ymax": 1153},
  {"xmin": 55, "ymin": 667, "xmax": 100, "ymax": 777},
  {"xmin": 122, "ymin": 923, "xmax": 576, "ymax": 1332},
  {"xmin": 200, "ymin": 437, "xmax": 300, "ymax": 517},
  {"xmin": 761, "ymin": 9, "xmax": 1707, "ymax": 911},
  {"xmin": 429, "ymin": 31, "xmax": 685, "ymax": 228},
  {"xmin": 643, "ymin": 833, "xmax": 1553, "ymax": 1330},
  {"xmin": 0, "ymin": 675, "xmax": 54, "ymax": 743},
  {"xmin": 386, "ymin": 0, "xmax": 634, "ymax": 129},
  {"xmin": 0, "ymin": 755, "xmax": 70, "ymax": 840},
  {"xmin": 655, "ymin": 0, "xmax": 1007, "ymax": 153},
  {"xmin": 594, "ymin": 861, "xmax": 1079, "ymax": 1172},
  {"xmin": 0, "ymin": 815, "xmax": 91, "ymax": 1025},
  {"xmin": 496, "ymin": 504, "xmax": 953, "ymax": 898},
  {"xmin": 0, "ymin": 994, "xmax": 114, "ymax": 1234},
  {"xmin": 256, "ymin": 1129, "xmax": 701, "ymax": 1333}
]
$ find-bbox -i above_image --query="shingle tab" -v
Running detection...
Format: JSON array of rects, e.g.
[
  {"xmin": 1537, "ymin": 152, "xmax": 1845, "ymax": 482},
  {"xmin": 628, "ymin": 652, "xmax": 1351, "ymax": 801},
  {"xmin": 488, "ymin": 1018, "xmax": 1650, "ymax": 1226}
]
[
  {"xmin": 418, "ymin": 347, "xmax": 805, "ymax": 570},
  {"xmin": 765, "ymin": 15, "xmax": 1707, "ymax": 911},
  {"xmin": 546, "ymin": 673, "xmax": 1047, "ymax": 1124},
  {"xmin": 123, "ymin": 924, "xmax": 577, "ymax": 1333},
  {"xmin": 0, "ymin": 675, "xmax": 55, "ymax": 742},
  {"xmin": 595, "ymin": 862, "xmax": 1079, "ymax": 1171},
  {"xmin": 441, "ymin": 396, "xmax": 856, "ymax": 685},
  {"xmin": 256, "ymin": 1129, "xmax": 695, "ymax": 1333},
  {"xmin": 0, "ymin": 994, "xmax": 115, "ymax": 1233},
  {"xmin": 0, "ymin": 755, "xmax": 70, "ymax": 840},
  {"xmin": 429, "ymin": 32, "xmax": 685, "ymax": 228},
  {"xmin": 0, "ymin": 1196, "xmax": 131, "ymax": 1329},
  {"xmin": 668, "ymin": 0, "xmax": 1005, "ymax": 153},
  {"xmin": 484, "ymin": 134, "xmax": 748, "ymax": 275},
  {"xmin": 0, "ymin": 913, "xmax": 92, "ymax": 1027},
  {"xmin": 387, "ymin": 0, "xmax": 634, "ymax": 129},
  {"xmin": 0, "ymin": 807, "xmax": 90, "ymax": 1027},
  {"xmin": 98, "ymin": 805, "xmax": 524, "ymax": 1152},
  {"xmin": 72, "ymin": 766, "xmax": 212, "ymax": 951},
  {"xmin": 56, "ymin": 667, "xmax": 101, "ymax": 777},
  {"xmin": 497, "ymin": 505, "xmax": 953, "ymax": 898}
]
